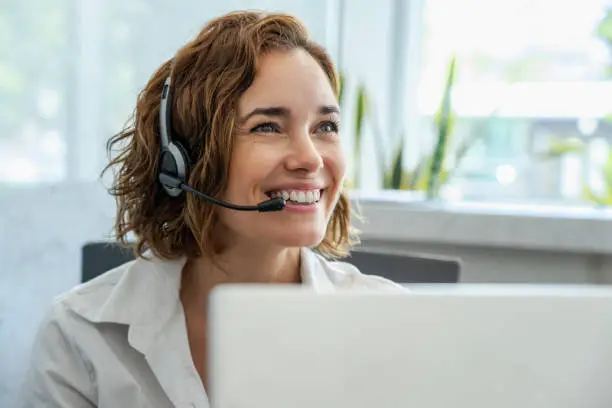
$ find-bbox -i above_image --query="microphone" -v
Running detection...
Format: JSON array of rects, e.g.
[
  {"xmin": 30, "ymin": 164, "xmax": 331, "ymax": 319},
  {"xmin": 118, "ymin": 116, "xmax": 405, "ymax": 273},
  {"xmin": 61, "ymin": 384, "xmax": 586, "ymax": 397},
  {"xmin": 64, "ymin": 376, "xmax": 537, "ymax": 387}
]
[{"xmin": 158, "ymin": 173, "xmax": 286, "ymax": 212}]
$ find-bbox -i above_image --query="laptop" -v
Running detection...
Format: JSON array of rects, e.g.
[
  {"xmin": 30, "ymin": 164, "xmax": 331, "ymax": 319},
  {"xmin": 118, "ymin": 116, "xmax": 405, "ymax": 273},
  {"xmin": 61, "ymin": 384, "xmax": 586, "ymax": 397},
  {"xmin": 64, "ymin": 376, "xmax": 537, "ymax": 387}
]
[{"xmin": 208, "ymin": 284, "xmax": 612, "ymax": 408}]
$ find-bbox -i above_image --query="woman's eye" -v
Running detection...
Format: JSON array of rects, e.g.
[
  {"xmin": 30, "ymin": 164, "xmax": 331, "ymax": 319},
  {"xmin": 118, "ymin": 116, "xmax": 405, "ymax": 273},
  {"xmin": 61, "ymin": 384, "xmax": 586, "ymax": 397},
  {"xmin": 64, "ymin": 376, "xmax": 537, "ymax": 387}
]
[
  {"xmin": 318, "ymin": 121, "xmax": 340, "ymax": 134},
  {"xmin": 251, "ymin": 122, "xmax": 280, "ymax": 134}
]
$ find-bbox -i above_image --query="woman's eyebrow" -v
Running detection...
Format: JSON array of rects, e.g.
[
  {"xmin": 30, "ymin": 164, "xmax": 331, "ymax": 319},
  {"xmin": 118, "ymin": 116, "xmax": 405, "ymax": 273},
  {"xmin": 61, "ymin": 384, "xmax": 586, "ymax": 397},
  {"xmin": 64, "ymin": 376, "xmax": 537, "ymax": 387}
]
[
  {"xmin": 239, "ymin": 106, "xmax": 290, "ymax": 124},
  {"xmin": 319, "ymin": 105, "xmax": 340, "ymax": 115},
  {"xmin": 238, "ymin": 104, "xmax": 340, "ymax": 125}
]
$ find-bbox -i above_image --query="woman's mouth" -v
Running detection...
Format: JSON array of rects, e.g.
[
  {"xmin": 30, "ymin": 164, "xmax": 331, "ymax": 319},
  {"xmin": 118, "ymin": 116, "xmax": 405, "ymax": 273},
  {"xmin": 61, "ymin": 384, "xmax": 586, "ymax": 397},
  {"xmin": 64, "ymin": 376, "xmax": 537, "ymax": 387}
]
[{"xmin": 266, "ymin": 189, "xmax": 324, "ymax": 205}]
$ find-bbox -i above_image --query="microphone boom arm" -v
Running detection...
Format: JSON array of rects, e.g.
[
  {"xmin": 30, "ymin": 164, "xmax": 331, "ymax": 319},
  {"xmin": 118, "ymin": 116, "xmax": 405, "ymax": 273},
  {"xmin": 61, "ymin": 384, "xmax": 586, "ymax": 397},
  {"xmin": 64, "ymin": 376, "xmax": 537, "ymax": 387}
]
[{"xmin": 158, "ymin": 173, "xmax": 285, "ymax": 212}]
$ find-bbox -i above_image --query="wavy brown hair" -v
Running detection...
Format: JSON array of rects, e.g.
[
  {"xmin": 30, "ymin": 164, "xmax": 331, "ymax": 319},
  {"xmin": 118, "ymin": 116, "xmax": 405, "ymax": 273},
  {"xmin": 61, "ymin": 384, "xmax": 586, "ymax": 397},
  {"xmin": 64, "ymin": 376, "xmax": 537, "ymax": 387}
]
[{"xmin": 102, "ymin": 10, "xmax": 357, "ymax": 261}]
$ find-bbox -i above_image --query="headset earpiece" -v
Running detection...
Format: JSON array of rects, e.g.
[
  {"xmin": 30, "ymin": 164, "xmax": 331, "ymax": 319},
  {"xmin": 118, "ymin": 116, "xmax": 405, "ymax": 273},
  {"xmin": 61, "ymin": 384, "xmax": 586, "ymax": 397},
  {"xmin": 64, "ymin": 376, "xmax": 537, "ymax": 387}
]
[
  {"xmin": 159, "ymin": 141, "xmax": 190, "ymax": 197},
  {"xmin": 158, "ymin": 74, "xmax": 193, "ymax": 197}
]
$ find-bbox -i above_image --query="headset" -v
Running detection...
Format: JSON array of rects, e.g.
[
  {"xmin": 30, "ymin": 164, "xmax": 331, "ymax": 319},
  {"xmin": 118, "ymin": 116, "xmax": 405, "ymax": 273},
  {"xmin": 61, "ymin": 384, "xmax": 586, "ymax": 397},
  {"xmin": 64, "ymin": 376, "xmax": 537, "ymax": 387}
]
[{"xmin": 157, "ymin": 75, "xmax": 285, "ymax": 212}]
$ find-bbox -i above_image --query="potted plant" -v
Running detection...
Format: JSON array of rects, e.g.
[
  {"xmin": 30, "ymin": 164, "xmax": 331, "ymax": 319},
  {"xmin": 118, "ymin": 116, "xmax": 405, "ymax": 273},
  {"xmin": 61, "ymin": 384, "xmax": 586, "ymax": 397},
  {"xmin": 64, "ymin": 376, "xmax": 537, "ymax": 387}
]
[{"xmin": 341, "ymin": 58, "xmax": 481, "ymax": 202}]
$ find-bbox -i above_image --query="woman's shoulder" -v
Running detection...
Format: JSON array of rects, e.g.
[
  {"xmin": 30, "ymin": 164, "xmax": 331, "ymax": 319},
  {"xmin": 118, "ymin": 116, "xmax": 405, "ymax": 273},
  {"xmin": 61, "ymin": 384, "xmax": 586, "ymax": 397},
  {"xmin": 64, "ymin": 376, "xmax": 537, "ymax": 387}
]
[
  {"xmin": 53, "ymin": 259, "xmax": 138, "ymax": 322},
  {"xmin": 52, "ymin": 252, "xmax": 184, "ymax": 327},
  {"xmin": 309, "ymin": 250, "xmax": 407, "ymax": 292},
  {"xmin": 20, "ymin": 255, "xmax": 185, "ymax": 407}
]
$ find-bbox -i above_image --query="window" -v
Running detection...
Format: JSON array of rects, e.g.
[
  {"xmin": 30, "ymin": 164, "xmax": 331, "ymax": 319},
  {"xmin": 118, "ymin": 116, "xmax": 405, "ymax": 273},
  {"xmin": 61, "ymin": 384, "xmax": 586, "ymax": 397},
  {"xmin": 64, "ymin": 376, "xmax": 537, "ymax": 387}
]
[
  {"xmin": 0, "ymin": 0, "xmax": 70, "ymax": 183},
  {"xmin": 418, "ymin": 0, "xmax": 612, "ymax": 203},
  {"xmin": 0, "ymin": 0, "xmax": 334, "ymax": 185},
  {"xmin": 5, "ymin": 0, "xmax": 611, "ymax": 205}
]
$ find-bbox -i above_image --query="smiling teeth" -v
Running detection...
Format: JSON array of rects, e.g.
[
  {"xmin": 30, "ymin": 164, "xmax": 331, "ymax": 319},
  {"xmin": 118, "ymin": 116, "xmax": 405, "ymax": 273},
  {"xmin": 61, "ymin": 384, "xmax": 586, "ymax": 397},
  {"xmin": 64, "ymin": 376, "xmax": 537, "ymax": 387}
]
[{"xmin": 270, "ymin": 189, "xmax": 321, "ymax": 204}]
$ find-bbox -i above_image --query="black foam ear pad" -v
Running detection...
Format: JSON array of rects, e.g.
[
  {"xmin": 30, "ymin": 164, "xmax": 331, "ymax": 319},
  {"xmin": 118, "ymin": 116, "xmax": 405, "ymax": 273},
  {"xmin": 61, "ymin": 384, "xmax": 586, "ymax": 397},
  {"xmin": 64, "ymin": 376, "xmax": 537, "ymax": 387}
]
[{"xmin": 160, "ymin": 141, "xmax": 190, "ymax": 197}]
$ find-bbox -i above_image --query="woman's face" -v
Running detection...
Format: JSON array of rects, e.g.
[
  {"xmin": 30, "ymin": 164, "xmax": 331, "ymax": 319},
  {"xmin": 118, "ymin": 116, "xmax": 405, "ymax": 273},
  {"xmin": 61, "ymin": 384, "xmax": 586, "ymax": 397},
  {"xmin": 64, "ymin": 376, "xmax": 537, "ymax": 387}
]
[{"xmin": 216, "ymin": 48, "xmax": 346, "ymax": 249}]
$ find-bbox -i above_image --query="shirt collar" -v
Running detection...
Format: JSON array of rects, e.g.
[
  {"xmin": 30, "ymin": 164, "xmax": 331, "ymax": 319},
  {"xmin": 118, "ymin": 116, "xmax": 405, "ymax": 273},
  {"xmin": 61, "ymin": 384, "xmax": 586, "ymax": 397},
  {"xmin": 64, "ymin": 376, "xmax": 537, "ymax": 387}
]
[{"xmin": 67, "ymin": 247, "xmax": 336, "ymax": 329}]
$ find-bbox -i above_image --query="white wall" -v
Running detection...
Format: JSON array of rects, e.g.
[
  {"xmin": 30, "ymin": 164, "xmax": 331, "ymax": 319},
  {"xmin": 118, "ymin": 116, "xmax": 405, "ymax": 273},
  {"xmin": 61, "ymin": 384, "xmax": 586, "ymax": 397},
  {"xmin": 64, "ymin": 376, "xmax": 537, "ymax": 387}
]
[{"xmin": 0, "ymin": 183, "xmax": 115, "ymax": 405}]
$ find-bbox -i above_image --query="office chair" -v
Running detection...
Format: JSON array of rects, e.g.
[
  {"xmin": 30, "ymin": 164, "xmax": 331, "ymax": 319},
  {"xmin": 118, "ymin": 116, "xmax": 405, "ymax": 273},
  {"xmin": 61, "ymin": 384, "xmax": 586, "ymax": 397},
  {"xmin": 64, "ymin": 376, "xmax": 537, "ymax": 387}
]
[
  {"xmin": 346, "ymin": 248, "xmax": 460, "ymax": 283},
  {"xmin": 82, "ymin": 242, "xmax": 460, "ymax": 284}
]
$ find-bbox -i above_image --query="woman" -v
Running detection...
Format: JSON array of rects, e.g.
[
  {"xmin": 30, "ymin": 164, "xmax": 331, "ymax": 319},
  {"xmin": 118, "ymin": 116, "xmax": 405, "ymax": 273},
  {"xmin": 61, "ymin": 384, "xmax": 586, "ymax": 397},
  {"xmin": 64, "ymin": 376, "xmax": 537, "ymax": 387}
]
[{"xmin": 19, "ymin": 10, "xmax": 404, "ymax": 408}]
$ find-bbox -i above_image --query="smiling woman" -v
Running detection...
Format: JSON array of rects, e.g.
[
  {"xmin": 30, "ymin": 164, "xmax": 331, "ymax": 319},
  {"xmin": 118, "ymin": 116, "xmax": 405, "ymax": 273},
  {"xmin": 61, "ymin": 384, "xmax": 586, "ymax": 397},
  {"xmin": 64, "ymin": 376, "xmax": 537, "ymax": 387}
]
[
  {"xmin": 18, "ymin": 10, "xmax": 405, "ymax": 408},
  {"xmin": 224, "ymin": 48, "xmax": 346, "ymax": 250},
  {"xmin": 107, "ymin": 12, "xmax": 353, "ymax": 262}
]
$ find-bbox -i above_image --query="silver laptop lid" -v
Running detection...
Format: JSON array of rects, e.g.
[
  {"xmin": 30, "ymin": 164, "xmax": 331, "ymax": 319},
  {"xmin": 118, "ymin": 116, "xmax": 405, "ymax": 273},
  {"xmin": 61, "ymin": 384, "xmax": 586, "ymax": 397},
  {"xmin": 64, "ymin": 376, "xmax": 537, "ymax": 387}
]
[{"xmin": 209, "ymin": 285, "xmax": 612, "ymax": 408}]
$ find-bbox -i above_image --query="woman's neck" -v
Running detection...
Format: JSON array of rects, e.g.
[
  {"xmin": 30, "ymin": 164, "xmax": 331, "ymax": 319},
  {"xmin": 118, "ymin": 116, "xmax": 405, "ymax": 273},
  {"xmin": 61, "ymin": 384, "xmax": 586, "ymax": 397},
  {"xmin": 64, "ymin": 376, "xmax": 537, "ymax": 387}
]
[{"xmin": 180, "ymin": 245, "xmax": 302, "ymax": 312}]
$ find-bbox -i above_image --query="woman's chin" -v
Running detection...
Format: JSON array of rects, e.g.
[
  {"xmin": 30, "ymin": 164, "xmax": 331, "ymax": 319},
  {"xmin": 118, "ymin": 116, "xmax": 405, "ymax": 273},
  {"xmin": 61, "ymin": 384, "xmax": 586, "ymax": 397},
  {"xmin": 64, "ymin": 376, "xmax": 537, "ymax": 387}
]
[{"xmin": 271, "ymin": 228, "xmax": 326, "ymax": 249}]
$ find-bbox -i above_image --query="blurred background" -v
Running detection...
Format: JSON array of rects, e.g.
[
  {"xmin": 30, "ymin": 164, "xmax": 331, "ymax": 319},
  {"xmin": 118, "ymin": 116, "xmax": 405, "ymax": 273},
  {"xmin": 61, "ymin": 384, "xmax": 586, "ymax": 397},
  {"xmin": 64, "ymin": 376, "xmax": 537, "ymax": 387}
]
[{"xmin": 2, "ymin": 0, "xmax": 612, "ymax": 405}]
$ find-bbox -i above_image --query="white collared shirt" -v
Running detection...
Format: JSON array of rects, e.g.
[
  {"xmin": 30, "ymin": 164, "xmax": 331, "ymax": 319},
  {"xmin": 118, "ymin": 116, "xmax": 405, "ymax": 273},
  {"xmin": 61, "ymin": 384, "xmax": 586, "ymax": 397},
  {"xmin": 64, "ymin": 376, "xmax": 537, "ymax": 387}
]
[{"xmin": 18, "ymin": 248, "xmax": 405, "ymax": 408}]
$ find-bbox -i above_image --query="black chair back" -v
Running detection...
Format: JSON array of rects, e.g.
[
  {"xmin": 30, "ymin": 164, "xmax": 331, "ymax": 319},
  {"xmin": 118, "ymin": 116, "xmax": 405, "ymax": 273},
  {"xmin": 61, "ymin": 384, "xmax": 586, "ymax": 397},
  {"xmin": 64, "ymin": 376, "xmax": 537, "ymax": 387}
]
[
  {"xmin": 346, "ymin": 248, "xmax": 460, "ymax": 283},
  {"xmin": 81, "ymin": 242, "xmax": 134, "ymax": 283},
  {"xmin": 82, "ymin": 242, "xmax": 461, "ymax": 284}
]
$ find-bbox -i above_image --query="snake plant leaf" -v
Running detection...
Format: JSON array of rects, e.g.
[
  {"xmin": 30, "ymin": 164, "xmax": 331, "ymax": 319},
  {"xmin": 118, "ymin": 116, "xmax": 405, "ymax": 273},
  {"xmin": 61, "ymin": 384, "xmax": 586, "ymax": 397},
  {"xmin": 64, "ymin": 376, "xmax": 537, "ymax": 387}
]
[
  {"xmin": 352, "ymin": 84, "xmax": 368, "ymax": 187},
  {"xmin": 582, "ymin": 185, "xmax": 612, "ymax": 206},
  {"xmin": 409, "ymin": 155, "xmax": 429, "ymax": 190},
  {"xmin": 582, "ymin": 185, "xmax": 600, "ymax": 204},
  {"xmin": 582, "ymin": 151, "xmax": 612, "ymax": 205},
  {"xmin": 343, "ymin": 177, "xmax": 355, "ymax": 190},
  {"xmin": 354, "ymin": 84, "xmax": 368, "ymax": 152},
  {"xmin": 597, "ymin": 10, "xmax": 612, "ymax": 42},
  {"xmin": 427, "ymin": 57, "xmax": 457, "ymax": 198},
  {"xmin": 389, "ymin": 138, "xmax": 404, "ymax": 190},
  {"xmin": 602, "ymin": 150, "xmax": 612, "ymax": 191},
  {"xmin": 538, "ymin": 138, "xmax": 585, "ymax": 159}
]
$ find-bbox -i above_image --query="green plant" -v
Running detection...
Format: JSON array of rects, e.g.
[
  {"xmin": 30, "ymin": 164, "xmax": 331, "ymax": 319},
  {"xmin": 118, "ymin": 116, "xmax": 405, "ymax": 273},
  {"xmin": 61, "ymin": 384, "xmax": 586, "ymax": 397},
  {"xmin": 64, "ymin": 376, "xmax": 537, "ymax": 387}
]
[
  {"xmin": 342, "ymin": 57, "xmax": 477, "ymax": 195},
  {"xmin": 352, "ymin": 84, "xmax": 368, "ymax": 188},
  {"xmin": 532, "ymin": 138, "xmax": 612, "ymax": 206},
  {"xmin": 536, "ymin": 11, "xmax": 612, "ymax": 206},
  {"xmin": 338, "ymin": 72, "xmax": 369, "ymax": 189},
  {"xmin": 426, "ymin": 57, "xmax": 457, "ymax": 198},
  {"xmin": 382, "ymin": 137, "xmax": 404, "ymax": 190},
  {"xmin": 583, "ymin": 151, "xmax": 612, "ymax": 205},
  {"xmin": 338, "ymin": 71, "xmax": 345, "ymax": 106},
  {"xmin": 534, "ymin": 137, "xmax": 585, "ymax": 160},
  {"xmin": 382, "ymin": 149, "xmax": 451, "ymax": 191},
  {"xmin": 584, "ymin": 11, "xmax": 612, "ymax": 205},
  {"xmin": 598, "ymin": 9, "xmax": 612, "ymax": 76},
  {"xmin": 380, "ymin": 57, "xmax": 461, "ymax": 195}
]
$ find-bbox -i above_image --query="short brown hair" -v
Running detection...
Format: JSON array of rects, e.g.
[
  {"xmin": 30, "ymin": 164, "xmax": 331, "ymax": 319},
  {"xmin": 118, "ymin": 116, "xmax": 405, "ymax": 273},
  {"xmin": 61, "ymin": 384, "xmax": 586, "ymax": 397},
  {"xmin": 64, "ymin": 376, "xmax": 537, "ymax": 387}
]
[{"xmin": 103, "ymin": 11, "xmax": 356, "ymax": 261}]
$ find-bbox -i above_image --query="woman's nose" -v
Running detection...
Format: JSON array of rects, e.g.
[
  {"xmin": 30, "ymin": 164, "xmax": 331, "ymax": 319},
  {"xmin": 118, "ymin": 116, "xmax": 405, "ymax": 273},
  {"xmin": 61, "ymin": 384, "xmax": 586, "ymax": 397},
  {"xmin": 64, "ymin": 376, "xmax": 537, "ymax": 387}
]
[{"xmin": 285, "ymin": 132, "xmax": 324, "ymax": 174}]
